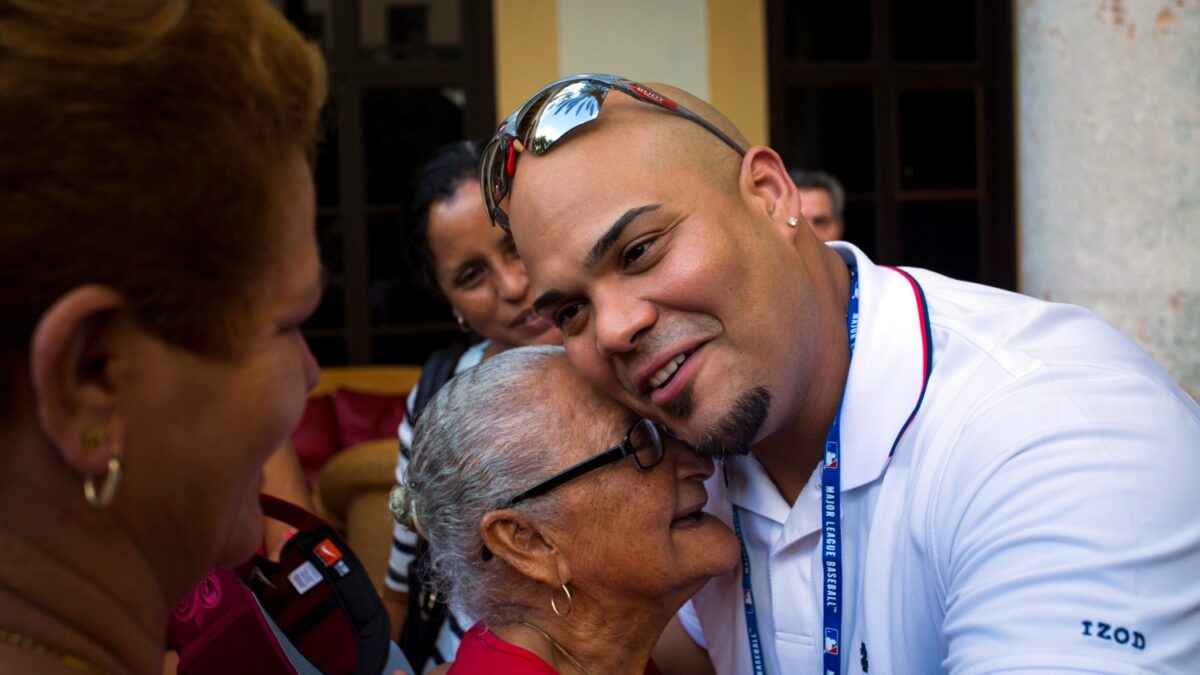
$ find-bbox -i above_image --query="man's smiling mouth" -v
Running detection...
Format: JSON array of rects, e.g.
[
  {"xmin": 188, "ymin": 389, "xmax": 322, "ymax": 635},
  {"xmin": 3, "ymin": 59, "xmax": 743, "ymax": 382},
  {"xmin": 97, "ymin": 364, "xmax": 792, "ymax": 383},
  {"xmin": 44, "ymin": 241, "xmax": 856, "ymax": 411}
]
[{"xmin": 649, "ymin": 350, "xmax": 695, "ymax": 389}]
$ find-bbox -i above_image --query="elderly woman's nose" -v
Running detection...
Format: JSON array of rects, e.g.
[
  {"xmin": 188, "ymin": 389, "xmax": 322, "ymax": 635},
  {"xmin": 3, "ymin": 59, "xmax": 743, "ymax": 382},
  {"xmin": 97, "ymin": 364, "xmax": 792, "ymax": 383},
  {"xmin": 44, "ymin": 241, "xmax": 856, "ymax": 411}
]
[{"xmin": 669, "ymin": 443, "xmax": 715, "ymax": 481}]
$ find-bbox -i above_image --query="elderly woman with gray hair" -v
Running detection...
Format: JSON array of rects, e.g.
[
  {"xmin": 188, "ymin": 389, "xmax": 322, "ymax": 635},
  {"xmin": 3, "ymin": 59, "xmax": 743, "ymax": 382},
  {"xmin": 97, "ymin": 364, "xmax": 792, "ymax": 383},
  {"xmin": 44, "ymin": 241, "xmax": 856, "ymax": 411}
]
[{"xmin": 391, "ymin": 345, "xmax": 738, "ymax": 674}]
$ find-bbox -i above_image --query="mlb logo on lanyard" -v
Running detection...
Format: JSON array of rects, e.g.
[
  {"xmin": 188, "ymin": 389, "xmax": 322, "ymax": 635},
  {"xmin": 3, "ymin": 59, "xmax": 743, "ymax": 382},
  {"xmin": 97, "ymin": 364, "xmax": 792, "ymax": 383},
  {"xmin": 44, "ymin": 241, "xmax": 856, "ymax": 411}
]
[
  {"xmin": 825, "ymin": 627, "xmax": 840, "ymax": 655},
  {"xmin": 825, "ymin": 442, "xmax": 839, "ymax": 469}
]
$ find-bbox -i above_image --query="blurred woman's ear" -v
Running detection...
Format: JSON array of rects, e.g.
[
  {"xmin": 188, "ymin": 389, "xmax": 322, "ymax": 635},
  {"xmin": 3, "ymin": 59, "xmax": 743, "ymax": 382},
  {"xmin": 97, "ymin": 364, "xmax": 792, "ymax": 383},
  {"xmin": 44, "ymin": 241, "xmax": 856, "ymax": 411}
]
[
  {"xmin": 480, "ymin": 510, "xmax": 567, "ymax": 587},
  {"xmin": 29, "ymin": 285, "xmax": 132, "ymax": 478}
]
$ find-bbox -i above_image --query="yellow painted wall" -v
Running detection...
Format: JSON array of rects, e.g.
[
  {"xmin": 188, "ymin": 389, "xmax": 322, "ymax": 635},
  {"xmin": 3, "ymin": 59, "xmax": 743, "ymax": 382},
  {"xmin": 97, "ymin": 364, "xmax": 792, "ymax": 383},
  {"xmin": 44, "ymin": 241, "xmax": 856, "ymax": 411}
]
[
  {"xmin": 493, "ymin": 0, "xmax": 768, "ymax": 147},
  {"xmin": 707, "ymin": 0, "xmax": 768, "ymax": 146},
  {"xmin": 493, "ymin": 0, "xmax": 559, "ymax": 120},
  {"xmin": 556, "ymin": 0, "xmax": 709, "ymax": 100}
]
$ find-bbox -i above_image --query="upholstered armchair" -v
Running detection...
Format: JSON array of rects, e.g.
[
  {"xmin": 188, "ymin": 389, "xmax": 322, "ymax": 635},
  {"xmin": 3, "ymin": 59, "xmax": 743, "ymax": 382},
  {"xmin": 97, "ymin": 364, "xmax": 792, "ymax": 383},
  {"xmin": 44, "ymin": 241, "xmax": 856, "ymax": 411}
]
[{"xmin": 292, "ymin": 366, "xmax": 420, "ymax": 594}]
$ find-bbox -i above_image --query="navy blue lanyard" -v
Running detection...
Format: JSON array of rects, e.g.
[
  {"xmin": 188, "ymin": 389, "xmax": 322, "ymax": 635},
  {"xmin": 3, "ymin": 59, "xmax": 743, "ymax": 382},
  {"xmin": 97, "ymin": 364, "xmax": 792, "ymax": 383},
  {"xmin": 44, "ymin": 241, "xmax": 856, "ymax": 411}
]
[
  {"xmin": 728, "ymin": 265, "xmax": 935, "ymax": 674},
  {"xmin": 730, "ymin": 506, "xmax": 766, "ymax": 674},
  {"xmin": 820, "ymin": 264, "xmax": 858, "ymax": 675},
  {"xmin": 729, "ymin": 265, "xmax": 859, "ymax": 675}
]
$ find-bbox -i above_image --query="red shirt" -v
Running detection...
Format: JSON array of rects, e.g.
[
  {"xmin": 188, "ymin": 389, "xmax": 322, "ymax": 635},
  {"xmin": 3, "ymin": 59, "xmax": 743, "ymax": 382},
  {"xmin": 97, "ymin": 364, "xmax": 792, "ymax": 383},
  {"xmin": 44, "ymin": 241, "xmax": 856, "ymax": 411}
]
[{"xmin": 449, "ymin": 622, "xmax": 663, "ymax": 674}]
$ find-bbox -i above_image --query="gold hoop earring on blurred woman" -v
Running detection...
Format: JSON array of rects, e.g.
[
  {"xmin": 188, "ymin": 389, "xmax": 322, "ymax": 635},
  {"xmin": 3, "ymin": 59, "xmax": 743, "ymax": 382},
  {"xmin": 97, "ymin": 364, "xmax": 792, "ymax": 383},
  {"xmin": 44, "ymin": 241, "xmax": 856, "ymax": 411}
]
[{"xmin": 81, "ymin": 427, "xmax": 121, "ymax": 508}]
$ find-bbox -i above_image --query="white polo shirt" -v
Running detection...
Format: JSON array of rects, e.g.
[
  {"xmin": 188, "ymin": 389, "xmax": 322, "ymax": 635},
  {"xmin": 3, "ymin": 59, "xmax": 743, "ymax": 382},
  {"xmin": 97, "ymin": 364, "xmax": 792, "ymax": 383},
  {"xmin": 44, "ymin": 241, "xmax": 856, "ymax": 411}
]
[{"xmin": 679, "ymin": 243, "xmax": 1200, "ymax": 674}]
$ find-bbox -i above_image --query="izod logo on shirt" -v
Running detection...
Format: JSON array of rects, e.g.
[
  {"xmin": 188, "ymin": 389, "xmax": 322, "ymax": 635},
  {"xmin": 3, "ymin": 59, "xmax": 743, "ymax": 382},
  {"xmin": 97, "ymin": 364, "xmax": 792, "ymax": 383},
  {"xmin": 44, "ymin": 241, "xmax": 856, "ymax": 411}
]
[{"xmin": 1081, "ymin": 620, "xmax": 1146, "ymax": 650}]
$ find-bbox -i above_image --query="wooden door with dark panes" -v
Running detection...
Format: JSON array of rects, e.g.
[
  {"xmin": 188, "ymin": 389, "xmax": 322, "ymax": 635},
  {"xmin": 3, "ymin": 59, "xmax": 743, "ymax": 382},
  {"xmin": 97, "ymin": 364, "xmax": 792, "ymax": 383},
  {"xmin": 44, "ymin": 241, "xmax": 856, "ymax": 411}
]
[
  {"xmin": 271, "ymin": 0, "xmax": 496, "ymax": 366},
  {"xmin": 769, "ymin": 0, "xmax": 1015, "ymax": 289}
]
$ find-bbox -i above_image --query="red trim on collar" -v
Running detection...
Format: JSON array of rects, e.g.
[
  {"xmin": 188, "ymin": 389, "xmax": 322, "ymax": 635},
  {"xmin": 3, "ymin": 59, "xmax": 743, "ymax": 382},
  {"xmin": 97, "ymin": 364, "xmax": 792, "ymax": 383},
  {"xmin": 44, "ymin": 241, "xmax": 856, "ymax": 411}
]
[{"xmin": 881, "ymin": 266, "xmax": 934, "ymax": 457}]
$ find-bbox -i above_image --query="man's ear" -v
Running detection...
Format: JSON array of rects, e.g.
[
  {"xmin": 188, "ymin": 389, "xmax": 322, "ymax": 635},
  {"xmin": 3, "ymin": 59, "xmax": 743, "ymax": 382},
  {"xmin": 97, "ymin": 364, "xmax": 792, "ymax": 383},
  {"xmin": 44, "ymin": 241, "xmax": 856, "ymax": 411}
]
[
  {"xmin": 480, "ymin": 509, "xmax": 568, "ymax": 588},
  {"xmin": 29, "ymin": 285, "xmax": 131, "ymax": 475},
  {"xmin": 739, "ymin": 146, "xmax": 802, "ymax": 231}
]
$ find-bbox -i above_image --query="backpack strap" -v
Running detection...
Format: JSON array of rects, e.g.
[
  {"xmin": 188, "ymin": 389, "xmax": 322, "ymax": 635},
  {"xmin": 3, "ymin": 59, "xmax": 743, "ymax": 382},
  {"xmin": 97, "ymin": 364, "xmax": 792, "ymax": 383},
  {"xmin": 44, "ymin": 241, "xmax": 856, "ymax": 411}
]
[
  {"xmin": 246, "ymin": 495, "xmax": 395, "ymax": 675},
  {"xmin": 410, "ymin": 346, "xmax": 467, "ymax": 425},
  {"xmin": 260, "ymin": 493, "xmax": 324, "ymax": 532}
]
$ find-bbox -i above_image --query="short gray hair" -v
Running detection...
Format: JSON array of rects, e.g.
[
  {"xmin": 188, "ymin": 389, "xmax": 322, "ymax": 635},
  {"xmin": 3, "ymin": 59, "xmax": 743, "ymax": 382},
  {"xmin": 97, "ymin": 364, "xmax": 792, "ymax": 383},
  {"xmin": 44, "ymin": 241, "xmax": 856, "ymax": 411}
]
[
  {"xmin": 392, "ymin": 345, "xmax": 569, "ymax": 622},
  {"xmin": 789, "ymin": 168, "xmax": 845, "ymax": 220}
]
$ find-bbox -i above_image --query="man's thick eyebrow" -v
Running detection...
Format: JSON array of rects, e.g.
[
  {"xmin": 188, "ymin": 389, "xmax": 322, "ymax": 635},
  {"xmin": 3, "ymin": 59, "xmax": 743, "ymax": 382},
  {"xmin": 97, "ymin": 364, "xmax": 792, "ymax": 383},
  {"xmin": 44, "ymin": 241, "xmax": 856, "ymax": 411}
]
[
  {"xmin": 584, "ymin": 204, "xmax": 661, "ymax": 269},
  {"xmin": 533, "ymin": 289, "xmax": 564, "ymax": 315}
]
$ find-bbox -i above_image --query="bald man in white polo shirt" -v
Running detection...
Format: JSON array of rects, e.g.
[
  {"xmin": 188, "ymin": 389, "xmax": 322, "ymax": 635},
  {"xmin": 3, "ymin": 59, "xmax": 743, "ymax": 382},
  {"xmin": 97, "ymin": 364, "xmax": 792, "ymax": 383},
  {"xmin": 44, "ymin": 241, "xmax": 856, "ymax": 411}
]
[{"xmin": 484, "ymin": 73, "xmax": 1200, "ymax": 674}]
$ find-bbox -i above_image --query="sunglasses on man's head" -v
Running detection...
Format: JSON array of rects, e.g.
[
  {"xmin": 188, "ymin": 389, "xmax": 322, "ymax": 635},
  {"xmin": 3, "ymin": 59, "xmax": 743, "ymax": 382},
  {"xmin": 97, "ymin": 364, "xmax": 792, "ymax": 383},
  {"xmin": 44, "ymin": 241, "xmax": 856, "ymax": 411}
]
[{"xmin": 480, "ymin": 73, "xmax": 746, "ymax": 232}]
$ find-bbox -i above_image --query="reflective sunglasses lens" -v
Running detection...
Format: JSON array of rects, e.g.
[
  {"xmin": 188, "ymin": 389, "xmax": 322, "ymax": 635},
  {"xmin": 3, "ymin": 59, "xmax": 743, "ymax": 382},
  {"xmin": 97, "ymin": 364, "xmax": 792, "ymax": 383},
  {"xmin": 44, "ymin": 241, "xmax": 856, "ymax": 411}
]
[
  {"xmin": 629, "ymin": 419, "xmax": 663, "ymax": 469},
  {"xmin": 524, "ymin": 80, "xmax": 609, "ymax": 155},
  {"xmin": 481, "ymin": 140, "xmax": 501, "ymax": 205},
  {"xmin": 483, "ymin": 78, "xmax": 612, "ymax": 228},
  {"xmin": 480, "ymin": 138, "xmax": 511, "ymax": 226}
]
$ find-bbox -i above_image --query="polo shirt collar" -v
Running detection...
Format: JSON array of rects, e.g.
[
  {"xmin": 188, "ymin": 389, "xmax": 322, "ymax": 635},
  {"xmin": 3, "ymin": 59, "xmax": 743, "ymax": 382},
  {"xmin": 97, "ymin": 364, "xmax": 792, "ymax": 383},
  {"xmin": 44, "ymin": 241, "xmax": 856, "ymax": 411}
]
[{"xmin": 724, "ymin": 242, "xmax": 930, "ymax": 523}]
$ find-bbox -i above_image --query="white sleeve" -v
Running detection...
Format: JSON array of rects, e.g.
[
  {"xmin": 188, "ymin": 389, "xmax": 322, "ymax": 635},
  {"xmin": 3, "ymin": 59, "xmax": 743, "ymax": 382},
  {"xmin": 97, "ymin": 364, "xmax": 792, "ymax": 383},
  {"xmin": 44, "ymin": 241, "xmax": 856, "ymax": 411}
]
[
  {"xmin": 422, "ymin": 607, "xmax": 472, "ymax": 673},
  {"xmin": 386, "ymin": 387, "xmax": 421, "ymax": 594},
  {"xmin": 932, "ymin": 373, "xmax": 1200, "ymax": 674},
  {"xmin": 676, "ymin": 599, "xmax": 707, "ymax": 649},
  {"xmin": 396, "ymin": 386, "xmax": 419, "ymax": 480},
  {"xmin": 385, "ymin": 519, "xmax": 418, "ymax": 594}
]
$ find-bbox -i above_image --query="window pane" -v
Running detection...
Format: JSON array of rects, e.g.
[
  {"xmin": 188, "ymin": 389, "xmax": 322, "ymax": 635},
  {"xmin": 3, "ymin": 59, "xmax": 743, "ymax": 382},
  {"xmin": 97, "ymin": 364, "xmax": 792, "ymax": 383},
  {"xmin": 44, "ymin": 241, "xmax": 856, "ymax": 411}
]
[
  {"xmin": 362, "ymin": 87, "xmax": 466, "ymax": 205},
  {"xmin": 366, "ymin": 212, "xmax": 457, "ymax": 327},
  {"xmin": 267, "ymin": 0, "xmax": 334, "ymax": 53},
  {"xmin": 783, "ymin": 87, "xmax": 875, "ymax": 192},
  {"xmin": 783, "ymin": 0, "xmax": 872, "ymax": 62},
  {"xmin": 841, "ymin": 199, "xmax": 875, "ymax": 259},
  {"xmin": 307, "ymin": 335, "xmax": 348, "ymax": 368},
  {"xmin": 898, "ymin": 89, "xmax": 977, "ymax": 190},
  {"xmin": 893, "ymin": 0, "xmax": 978, "ymax": 62},
  {"xmin": 306, "ymin": 214, "xmax": 345, "ymax": 330},
  {"xmin": 315, "ymin": 103, "xmax": 339, "ymax": 208},
  {"xmin": 899, "ymin": 200, "xmax": 980, "ymax": 282},
  {"xmin": 360, "ymin": 0, "xmax": 463, "ymax": 62},
  {"xmin": 372, "ymin": 333, "xmax": 471, "ymax": 367}
]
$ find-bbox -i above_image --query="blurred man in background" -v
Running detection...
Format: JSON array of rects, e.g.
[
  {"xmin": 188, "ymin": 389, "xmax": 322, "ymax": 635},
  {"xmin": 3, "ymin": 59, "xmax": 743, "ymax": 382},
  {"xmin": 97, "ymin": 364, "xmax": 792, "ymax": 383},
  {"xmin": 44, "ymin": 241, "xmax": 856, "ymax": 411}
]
[{"xmin": 790, "ymin": 168, "xmax": 846, "ymax": 243}]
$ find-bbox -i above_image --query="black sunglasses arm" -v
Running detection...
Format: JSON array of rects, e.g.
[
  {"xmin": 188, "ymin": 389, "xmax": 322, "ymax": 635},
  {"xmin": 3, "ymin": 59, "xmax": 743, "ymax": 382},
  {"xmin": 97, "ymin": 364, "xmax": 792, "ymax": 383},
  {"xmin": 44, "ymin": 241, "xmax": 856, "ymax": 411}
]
[{"xmin": 504, "ymin": 443, "xmax": 628, "ymax": 507}]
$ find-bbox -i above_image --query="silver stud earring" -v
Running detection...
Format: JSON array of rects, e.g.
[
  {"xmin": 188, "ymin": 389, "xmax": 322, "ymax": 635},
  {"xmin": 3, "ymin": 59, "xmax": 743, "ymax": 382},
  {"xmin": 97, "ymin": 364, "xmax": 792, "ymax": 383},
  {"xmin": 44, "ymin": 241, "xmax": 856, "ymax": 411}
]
[{"xmin": 786, "ymin": 216, "xmax": 799, "ymax": 228}]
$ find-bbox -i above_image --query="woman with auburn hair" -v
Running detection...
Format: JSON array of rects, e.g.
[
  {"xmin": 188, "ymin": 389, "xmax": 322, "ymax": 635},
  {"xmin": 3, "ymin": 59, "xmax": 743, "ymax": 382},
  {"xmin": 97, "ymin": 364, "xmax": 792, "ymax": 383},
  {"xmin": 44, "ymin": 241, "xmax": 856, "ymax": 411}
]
[{"xmin": 0, "ymin": 1, "xmax": 327, "ymax": 674}]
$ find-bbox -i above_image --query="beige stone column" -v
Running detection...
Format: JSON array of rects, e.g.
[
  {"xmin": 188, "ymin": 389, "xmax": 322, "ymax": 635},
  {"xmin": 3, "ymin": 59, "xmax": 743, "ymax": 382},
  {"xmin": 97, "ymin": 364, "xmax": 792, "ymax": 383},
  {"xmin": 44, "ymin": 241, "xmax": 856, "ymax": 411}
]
[{"xmin": 1017, "ymin": 0, "xmax": 1199, "ymax": 398}]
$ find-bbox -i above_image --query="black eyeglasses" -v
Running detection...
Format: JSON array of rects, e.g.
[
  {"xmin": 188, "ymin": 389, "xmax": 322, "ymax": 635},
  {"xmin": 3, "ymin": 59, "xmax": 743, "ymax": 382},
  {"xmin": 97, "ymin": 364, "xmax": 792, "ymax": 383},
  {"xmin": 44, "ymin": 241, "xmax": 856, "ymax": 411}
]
[
  {"xmin": 504, "ymin": 418, "xmax": 665, "ymax": 508},
  {"xmin": 480, "ymin": 73, "xmax": 746, "ymax": 231}
]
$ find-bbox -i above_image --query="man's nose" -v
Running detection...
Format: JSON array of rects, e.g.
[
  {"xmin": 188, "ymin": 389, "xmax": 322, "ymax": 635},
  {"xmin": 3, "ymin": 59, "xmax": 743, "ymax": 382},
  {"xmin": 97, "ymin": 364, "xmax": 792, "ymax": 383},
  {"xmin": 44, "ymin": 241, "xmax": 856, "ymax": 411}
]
[{"xmin": 592, "ymin": 286, "xmax": 656, "ymax": 357}]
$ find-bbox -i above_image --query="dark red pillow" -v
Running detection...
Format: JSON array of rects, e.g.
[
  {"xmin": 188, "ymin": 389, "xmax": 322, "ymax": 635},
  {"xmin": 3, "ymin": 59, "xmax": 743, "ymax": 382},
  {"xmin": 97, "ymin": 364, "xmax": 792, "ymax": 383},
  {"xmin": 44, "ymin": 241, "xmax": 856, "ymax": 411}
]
[
  {"xmin": 333, "ymin": 388, "xmax": 408, "ymax": 449},
  {"xmin": 291, "ymin": 395, "xmax": 337, "ymax": 485}
]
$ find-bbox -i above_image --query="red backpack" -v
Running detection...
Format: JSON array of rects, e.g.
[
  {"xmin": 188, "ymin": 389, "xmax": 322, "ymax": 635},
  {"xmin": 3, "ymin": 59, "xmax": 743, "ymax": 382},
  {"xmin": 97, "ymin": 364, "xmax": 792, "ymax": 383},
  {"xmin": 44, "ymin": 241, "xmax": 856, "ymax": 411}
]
[{"xmin": 168, "ymin": 494, "xmax": 408, "ymax": 675}]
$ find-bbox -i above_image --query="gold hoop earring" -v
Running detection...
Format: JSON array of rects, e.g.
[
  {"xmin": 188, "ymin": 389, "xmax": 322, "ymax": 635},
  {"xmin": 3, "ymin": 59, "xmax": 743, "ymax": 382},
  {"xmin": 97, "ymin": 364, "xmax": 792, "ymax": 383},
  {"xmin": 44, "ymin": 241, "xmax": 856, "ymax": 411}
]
[
  {"xmin": 82, "ymin": 428, "xmax": 122, "ymax": 508},
  {"xmin": 550, "ymin": 583, "xmax": 573, "ymax": 618},
  {"xmin": 455, "ymin": 314, "xmax": 470, "ymax": 333},
  {"xmin": 786, "ymin": 216, "xmax": 800, "ymax": 228}
]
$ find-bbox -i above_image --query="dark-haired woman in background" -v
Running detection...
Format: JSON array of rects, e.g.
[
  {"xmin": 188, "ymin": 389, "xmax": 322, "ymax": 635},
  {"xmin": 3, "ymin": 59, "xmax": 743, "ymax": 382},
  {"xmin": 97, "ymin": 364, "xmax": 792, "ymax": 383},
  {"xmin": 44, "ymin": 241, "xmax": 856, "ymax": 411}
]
[
  {"xmin": 382, "ymin": 140, "xmax": 560, "ymax": 671},
  {"xmin": 0, "ymin": 1, "xmax": 326, "ymax": 674}
]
